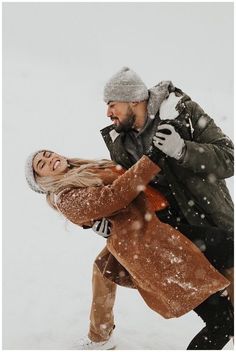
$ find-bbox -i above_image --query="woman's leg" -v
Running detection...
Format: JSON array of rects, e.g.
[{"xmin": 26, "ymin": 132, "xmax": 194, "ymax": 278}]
[
  {"xmin": 88, "ymin": 263, "xmax": 117, "ymax": 342},
  {"xmin": 187, "ymin": 291, "xmax": 234, "ymax": 350}
]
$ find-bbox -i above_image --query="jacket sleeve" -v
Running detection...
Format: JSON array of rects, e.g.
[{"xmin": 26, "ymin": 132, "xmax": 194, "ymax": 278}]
[
  {"xmin": 179, "ymin": 101, "xmax": 234, "ymax": 179},
  {"xmin": 56, "ymin": 156, "xmax": 160, "ymax": 226}
]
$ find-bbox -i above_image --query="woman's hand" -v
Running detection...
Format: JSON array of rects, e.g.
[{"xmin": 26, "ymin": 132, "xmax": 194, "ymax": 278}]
[{"xmin": 92, "ymin": 218, "xmax": 111, "ymax": 238}]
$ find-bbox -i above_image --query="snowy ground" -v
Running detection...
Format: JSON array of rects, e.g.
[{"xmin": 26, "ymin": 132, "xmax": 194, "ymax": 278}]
[
  {"xmin": 3, "ymin": 3, "xmax": 234, "ymax": 350},
  {"xmin": 3, "ymin": 218, "xmax": 234, "ymax": 350}
]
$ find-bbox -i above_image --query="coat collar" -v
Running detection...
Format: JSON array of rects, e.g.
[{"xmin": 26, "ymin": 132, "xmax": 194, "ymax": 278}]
[{"xmin": 100, "ymin": 125, "xmax": 135, "ymax": 169}]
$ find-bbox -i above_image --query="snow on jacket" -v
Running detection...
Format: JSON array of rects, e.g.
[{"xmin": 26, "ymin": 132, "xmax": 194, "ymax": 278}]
[
  {"xmin": 101, "ymin": 90, "xmax": 234, "ymax": 231},
  {"xmin": 56, "ymin": 156, "xmax": 229, "ymax": 319}
]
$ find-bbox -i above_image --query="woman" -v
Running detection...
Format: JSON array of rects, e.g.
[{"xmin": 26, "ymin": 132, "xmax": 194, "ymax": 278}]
[{"xmin": 25, "ymin": 149, "xmax": 233, "ymax": 349}]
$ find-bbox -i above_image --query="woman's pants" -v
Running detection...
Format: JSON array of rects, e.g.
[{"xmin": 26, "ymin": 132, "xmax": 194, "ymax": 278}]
[
  {"xmin": 88, "ymin": 262, "xmax": 234, "ymax": 349},
  {"xmin": 88, "ymin": 263, "xmax": 116, "ymax": 342}
]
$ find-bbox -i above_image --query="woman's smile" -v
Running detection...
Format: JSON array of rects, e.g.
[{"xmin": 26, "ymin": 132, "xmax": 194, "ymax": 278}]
[
  {"xmin": 53, "ymin": 159, "xmax": 61, "ymax": 170},
  {"xmin": 33, "ymin": 151, "xmax": 69, "ymax": 177}
]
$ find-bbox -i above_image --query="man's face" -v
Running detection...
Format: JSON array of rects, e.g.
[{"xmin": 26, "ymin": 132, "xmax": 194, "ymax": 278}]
[{"xmin": 106, "ymin": 101, "xmax": 135, "ymax": 133}]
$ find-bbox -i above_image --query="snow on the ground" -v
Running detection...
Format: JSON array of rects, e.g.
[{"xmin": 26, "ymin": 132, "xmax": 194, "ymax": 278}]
[{"xmin": 3, "ymin": 215, "xmax": 234, "ymax": 350}]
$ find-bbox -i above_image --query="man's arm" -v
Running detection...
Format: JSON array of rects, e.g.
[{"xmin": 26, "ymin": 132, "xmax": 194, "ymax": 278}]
[{"xmin": 179, "ymin": 101, "xmax": 234, "ymax": 178}]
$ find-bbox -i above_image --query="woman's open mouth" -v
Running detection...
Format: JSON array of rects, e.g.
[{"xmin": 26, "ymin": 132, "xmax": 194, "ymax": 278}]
[{"xmin": 53, "ymin": 160, "xmax": 60, "ymax": 170}]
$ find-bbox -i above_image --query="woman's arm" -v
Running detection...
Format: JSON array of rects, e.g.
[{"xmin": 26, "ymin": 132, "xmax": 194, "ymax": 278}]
[{"xmin": 56, "ymin": 156, "xmax": 160, "ymax": 225}]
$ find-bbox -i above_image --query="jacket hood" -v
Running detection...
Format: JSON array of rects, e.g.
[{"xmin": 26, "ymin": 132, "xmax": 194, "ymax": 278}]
[{"xmin": 147, "ymin": 81, "xmax": 191, "ymax": 119}]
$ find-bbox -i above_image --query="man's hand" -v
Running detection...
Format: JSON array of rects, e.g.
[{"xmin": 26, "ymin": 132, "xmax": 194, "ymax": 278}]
[
  {"xmin": 92, "ymin": 218, "xmax": 111, "ymax": 238},
  {"xmin": 153, "ymin": 124, "xmax": 186, "ymax": 160}
]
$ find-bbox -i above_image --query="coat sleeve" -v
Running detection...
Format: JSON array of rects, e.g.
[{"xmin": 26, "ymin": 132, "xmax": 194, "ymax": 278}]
[
  {"xmin": 179, "ymin": 101, "xmax": 234, "ymax": 179},
  {"xmin": 56, "ymin": 156, "xmax": 160, "ymax": 226}
]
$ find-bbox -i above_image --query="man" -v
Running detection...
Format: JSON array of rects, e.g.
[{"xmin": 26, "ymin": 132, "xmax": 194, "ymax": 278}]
[{"xmin": 78, "ymin": 67, "xmax": 234, "ymax": 350}]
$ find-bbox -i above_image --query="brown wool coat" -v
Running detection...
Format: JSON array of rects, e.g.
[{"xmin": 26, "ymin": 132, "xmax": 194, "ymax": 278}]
[{"xmin": 56, "ymin": 156, "xmax": 229, "ymax": 319}]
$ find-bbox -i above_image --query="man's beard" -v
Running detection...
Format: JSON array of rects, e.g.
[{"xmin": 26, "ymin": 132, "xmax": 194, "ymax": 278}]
[{"xmin": 114, "ymin": 109, "xmax": 136, "ymax": 133}]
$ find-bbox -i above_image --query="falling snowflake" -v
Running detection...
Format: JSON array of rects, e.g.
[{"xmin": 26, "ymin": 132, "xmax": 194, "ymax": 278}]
[
  {"xmin": 198, "ymin": 116, "xmax": 207, "ymax": 128},
  {"xmin": 144, "ymin": 212, "xmax": 152, "ymax": 221},
  {"xmin": 137, "ymin": 184, "xmax": 146, "ymax": 192},
  {"xmin": 194, "ymin": 239, "xmax": 206, "ymax": 252},
  {"xmin": 100, "ymin": 324, "xmax": 107, "ymax": 330},
  {"xmin": 119, "ymin": 271, "xmax": 126, "ymax": 278},
  {"xmin": 131, "ymin": 221, "xmax": 142, "ymax": 230},
  {"xmin": 207, "ymin": 173, "xmax": 217, "ymax": 183},
  {"xmin": 198, "ymin": 147, "xmax": 204, "ymax": 153}
]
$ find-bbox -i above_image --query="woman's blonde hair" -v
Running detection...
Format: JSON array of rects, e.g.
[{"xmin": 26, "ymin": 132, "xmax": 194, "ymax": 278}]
[{"xmin": 35, "ymin": 156, "xmax": 115, "ymax": 210}]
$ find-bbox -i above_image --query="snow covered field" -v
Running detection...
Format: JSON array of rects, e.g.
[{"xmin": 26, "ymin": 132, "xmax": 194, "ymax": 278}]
[{"xmin": 3, "ymin": 3, "xmax": 233, "ymax": 350}]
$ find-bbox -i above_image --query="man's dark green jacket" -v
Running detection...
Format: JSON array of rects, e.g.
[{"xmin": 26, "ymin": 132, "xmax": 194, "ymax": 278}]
[{"xmin": 101, "ymin": 94, "xmax": 234, "ymax": 231}]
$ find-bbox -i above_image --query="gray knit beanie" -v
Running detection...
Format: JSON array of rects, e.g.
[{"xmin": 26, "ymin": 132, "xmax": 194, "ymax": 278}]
[
  {"xmin": 25, "ymin": 150, "xmax": 46, "ymax": 194},
  {"xmin": 103, "ymin": 67, "xmax": 149, "ymax": 103}
]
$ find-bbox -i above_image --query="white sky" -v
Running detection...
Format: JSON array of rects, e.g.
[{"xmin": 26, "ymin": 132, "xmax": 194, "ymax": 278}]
[{"xmin": 3, "ymin": 2, "xmax": 234, "ymax": 349}]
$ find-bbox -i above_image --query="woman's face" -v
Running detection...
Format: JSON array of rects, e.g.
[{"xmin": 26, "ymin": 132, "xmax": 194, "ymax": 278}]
[{"xmin": 33, "ymin": 150, "xmax": 69, "ymax": 177}]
